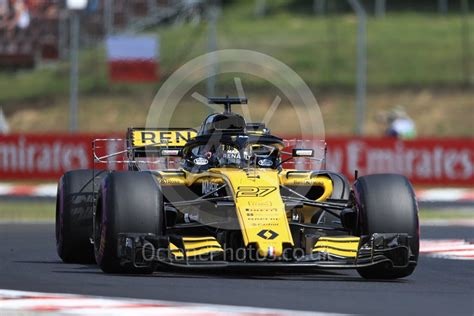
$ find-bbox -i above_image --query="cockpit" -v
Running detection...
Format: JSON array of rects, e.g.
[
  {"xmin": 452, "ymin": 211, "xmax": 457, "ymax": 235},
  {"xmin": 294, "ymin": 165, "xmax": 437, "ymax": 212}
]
[
  {"xmin": 183, "ymin": 141, "xmax": 281, "ymax": 171},
  {"xmin": 181, "ymin": 97, "xmax": 284, "ymax": 171}
]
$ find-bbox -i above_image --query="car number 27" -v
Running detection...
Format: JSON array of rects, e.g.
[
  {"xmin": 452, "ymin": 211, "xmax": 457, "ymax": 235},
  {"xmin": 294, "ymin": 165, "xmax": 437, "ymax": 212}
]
[{"xmin": 236, "ymin": 186, "xmax": 277, "ymax": 197}]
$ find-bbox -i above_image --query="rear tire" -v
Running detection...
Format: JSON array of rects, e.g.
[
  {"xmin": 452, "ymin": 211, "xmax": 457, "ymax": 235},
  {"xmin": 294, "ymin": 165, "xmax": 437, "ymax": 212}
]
[
  {"xmin": 354, "ymin": 174, "xmax": 419, "ymax": 279},
  {"xmin": 94, "ymin": 171, "xmax": 163, "ymax": 274},
  {"xmin": 56, "ymin": 169, "xmax": 106, "ymax": 263}
]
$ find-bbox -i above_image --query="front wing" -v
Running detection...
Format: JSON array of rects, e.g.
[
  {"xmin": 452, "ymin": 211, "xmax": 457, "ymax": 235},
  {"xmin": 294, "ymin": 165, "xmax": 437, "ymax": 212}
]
[{"xmin": 117, "ymin": 233, "xmax": 417, "ymax": 271}]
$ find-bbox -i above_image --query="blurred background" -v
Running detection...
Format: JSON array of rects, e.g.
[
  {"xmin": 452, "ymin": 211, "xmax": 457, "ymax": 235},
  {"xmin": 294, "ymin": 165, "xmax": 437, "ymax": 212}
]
[{"xmin": 0, "ymin": 0, "xmax": 473, "ymax": 220}]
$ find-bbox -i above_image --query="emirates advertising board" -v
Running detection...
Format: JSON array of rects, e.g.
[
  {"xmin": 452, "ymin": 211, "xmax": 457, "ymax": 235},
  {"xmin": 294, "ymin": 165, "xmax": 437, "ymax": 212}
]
[
  {"xmin": 324, "ymin": 137, "xmax": 473, "ymax": 186},
  {"xmin": 0, "ymin": 134, "xmax": 472, "ymax": 186}
]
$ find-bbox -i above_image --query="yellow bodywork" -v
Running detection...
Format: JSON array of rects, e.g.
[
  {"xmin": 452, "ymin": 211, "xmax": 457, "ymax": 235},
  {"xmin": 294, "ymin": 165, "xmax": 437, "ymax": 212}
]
[
  {"xmin": 213, "ymin": 169, "xmax": 293, "ymax": 257},
  {"xmin": 155, "ymin": 168, "xmax": 335, "ymax": 258},
  {"xmin": 278, "ymin": 170, "xmax": 333, "ymax": 202},
  {"xmin": 313, "ymin": 236, "xmax": 360, "ymax": 258},
  {"xmin": 170, "ymin": 236, "xmax": 224, "ymax": 259}
]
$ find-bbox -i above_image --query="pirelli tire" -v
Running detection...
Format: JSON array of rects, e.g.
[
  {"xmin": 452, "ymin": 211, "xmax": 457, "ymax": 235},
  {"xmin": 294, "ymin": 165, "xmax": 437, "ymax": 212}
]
[
  {"xmin": 94, "ymin": 171, "xmax": 164, "ymax": 274},
  {"xmin": 354, "ymin": 174, "xmax": 419, "ymax": 279},
  {"xmin": 56, "ymin": 169, "xmax": 106, "ymax": 264}
]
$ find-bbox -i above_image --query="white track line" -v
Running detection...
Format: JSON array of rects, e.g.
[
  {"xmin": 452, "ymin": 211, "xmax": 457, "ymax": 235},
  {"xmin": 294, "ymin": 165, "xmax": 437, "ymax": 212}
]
[
  {"xmin": 420, "ymin": 219, "xmax": 474, "ymax": 227},
  {"xmin": 0, "ymin": 289, "xmax": 349, "ymax": 316},
  {"xmin": 416, "ymin": 188, "xmax": 474, "ymax": 202},
  {"xmin": 420, "ymin": 239, "xmax": 474, "ymax": 260}
]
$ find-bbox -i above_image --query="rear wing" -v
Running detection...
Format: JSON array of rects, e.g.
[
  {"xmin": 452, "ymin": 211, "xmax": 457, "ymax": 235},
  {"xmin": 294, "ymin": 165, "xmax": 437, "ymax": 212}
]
[
  {"xmin": 92, "ymin": 128, "xmax": 197, "ymax": 172},
  {"xmin": 126, "ymin": 128, "xmax": 197, "ymax": 157}
]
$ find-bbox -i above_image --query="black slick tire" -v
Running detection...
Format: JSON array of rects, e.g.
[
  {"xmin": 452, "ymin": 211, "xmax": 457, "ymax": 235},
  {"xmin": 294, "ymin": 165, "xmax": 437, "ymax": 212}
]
[
  {"xmin": 56, "ymin": 169, "xmax": 106, "ymax": 263},
  {"xmin": 94, "ymin": 171, "xmax": 163, "ymax": 274},
  {"xmin": 354, "ymin": 173, "xmax": 419, "ymax": 279}
]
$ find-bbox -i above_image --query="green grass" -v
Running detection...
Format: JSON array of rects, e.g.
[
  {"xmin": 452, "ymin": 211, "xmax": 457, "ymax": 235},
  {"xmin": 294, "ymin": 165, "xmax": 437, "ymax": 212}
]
[
  {"xmin": 0, "ymin": 201, "xmax": 471, "ymax": 223},
  {"xmin": 0, "ymin": 2, "xmax": 472, "ymax": 137},
  {"xmin": 0, "ymin": 201, "xmax": 55, "ymax": 222},
  {"xmin": 419, "ymin": 208, "xmax": 474, "ymax": 220},
  {"xmin": 0, "ymin": 3, "xmax": 472, "ymax": 105}
]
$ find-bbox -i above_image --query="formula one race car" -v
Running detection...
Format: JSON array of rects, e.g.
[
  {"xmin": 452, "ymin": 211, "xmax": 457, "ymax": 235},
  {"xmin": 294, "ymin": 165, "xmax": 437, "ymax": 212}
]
[{"xmin": 56, "ymin": 97, "xmax": 419, "ymax": 279}]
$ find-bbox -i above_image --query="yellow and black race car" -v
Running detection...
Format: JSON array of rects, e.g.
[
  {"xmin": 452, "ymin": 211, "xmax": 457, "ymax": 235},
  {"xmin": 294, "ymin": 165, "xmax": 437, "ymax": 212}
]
[{"xmin": 56, "ymin": 97, "xmax": 419, "ymax": 279}]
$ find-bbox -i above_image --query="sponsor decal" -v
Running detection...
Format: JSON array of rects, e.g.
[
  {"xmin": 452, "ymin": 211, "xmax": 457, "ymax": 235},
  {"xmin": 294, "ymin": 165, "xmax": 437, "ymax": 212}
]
[
  {"xmin": 257, "ymin": 229, "xmax": 279, "ymax": 240},
  {"xmin": 288, "ymin": 179, "xmax": 318, "ymax": 185},
  {"xmin": 223, "ymin": 148, "xmax": 240, "ymax": 159},
  {"xmin": 0, "ymin": 134, "xmax": 120, "ymax": 180},
  {"xmin": 193, "ymin": 157, "xmax": 208, "ymax": 166},
  {"xmin": 202, "ymin": 180, "xmax": 220, "ymax": 196},
  {"xmin": 0, "ymin": 134, "xmax": 472, "ymax": 185},
  {"xmin": 157, "ymin": 178, "xmax": 182, "ymax": 185},
  {"xmin": 324, "ymin": 138, "xmax": 474, "ymax": 186},
  {"xmin": 132, "ymin": 130, "xmax": 196, "ymax": 147},
  {"xmin": 244, "ymin": 208, "xmax": 281, "ymax": 225},
  {"xmin": 258, "ymin": 158, "xmax": 273, "ymax": 167},
  {"xmin": 245, "ymin": 208, "xmax": 279, "ymax": 212},
  {"xmin": 247, "ymin": 200, "xmax": 273, "ymax": 206}
]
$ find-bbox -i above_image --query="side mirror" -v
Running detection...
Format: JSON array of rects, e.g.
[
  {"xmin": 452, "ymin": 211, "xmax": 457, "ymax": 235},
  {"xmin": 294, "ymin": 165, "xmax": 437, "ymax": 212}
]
[
  {"xmin": 160, "ymin": 149, "xmax": 182, "ymax": 157},
  {"xmin": 246, "ymin": 123, "xmax": 270, "ymax": 134},
  {"xmin": 247, "ymin": 144, "xmax": 275, "ymax": 158},
  {"xmin": 292, "ymin": 148, "xmax": 314, "ymax": 158}
]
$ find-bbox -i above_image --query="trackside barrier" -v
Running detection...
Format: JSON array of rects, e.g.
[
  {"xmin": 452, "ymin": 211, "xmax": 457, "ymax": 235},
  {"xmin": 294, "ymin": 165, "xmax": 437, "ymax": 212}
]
[
  {"xmin": 0, "ymin": 134, "xmax": 472, "ymax": 186},
  {"xmin": 0, "ymin": 134, "xmax": 120, "ymax": 180},
  {"xmin": 322, "ymin": 137, "xmax": 473, "ymax": 186}
]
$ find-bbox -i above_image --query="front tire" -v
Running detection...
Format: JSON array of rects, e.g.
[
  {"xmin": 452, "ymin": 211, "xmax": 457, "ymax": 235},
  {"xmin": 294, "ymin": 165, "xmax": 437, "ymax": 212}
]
[
  {"xmin": 354, "ymin": 174, "xmax": 419, "ymax": 279},
  {"xmin": 94, "ymin": 171, "xmax": 164, "ymax": 274}
]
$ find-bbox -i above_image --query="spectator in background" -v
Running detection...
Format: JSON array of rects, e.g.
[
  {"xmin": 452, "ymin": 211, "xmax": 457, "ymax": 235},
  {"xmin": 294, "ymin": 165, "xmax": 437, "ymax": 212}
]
[
  {"xmin": 13, "ymin": 0, "xmax": 29, "ymax": 29},
  {"xmin": 87, "ymin": 0, "xmax": 99, "ymax": 13},
  {"xmin": 0, "ymin": 107, "xmax": 10, "ymax": 134},
  {"xmin": 0, "ymin": 0, "xmax": 8, "ymax": 17},
  {"xmin": 27, "ymin": 0, "xmax": 42, "ymax": 16},
  {"xmin": 0, "ymin": 0, "xmax": 10, "ymax": 30},
  {"xmin": 385, "ymin": 105, "xmax": 417, "ymax": 139},
  {"xmin": 3, "ymin": 0, "xmax": 29, "ymax": 35},
  {"xmin": 45, "ymin": 2, "xmax": 58, "ymax": 19}
]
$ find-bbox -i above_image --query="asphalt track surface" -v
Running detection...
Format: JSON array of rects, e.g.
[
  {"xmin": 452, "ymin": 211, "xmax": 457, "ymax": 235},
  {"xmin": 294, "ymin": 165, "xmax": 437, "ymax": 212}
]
[{"xmin": 0, "ymin": 224, "xmax": 473, "ymax": 315}]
